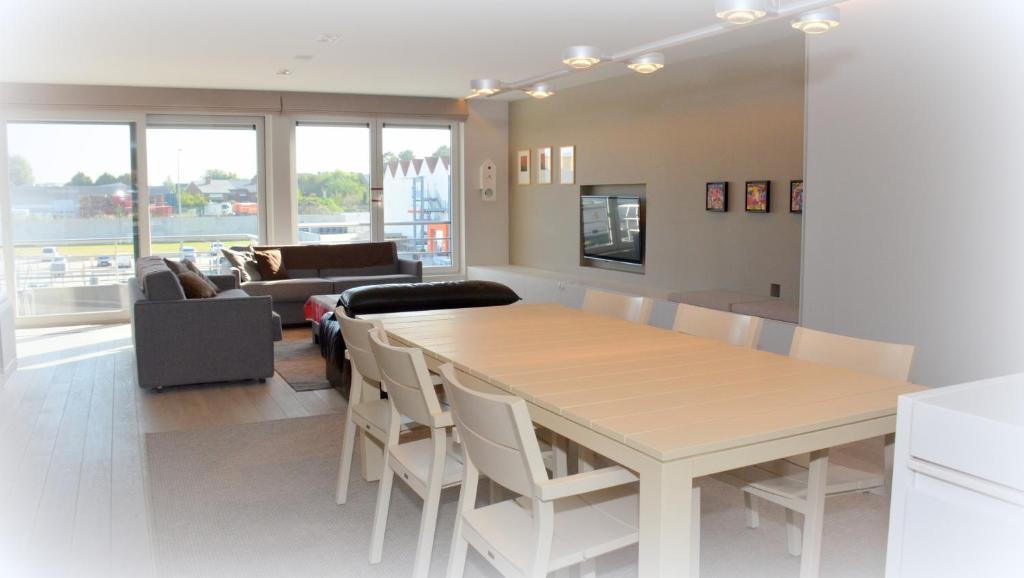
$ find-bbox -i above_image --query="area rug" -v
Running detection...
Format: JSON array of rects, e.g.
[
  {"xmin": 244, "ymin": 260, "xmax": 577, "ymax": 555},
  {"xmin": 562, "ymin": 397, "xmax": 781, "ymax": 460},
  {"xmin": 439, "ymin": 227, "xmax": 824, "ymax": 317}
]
[
  {"xmin": 145, "ymin": 414, "xmax": 890, "ymax": 578},
  {"xmin": 274, "ymin": 328, "xmax": 332, "ymax": 392}
]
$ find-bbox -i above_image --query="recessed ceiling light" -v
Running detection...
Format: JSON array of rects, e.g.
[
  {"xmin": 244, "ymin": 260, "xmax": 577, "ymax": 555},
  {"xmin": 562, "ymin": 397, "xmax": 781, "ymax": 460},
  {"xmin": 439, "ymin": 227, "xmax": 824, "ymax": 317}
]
[
  {"xmin": 561, "ymin": 46, "xmax": 602, "ymax": 69},
  {"xmin": 315, "ymin": 33, "xmax": 341, "ymax": 44},
  {"xmin": 627, "ymin": 53, "xmax": 665, "ymax": 74},
  {"xmin": 524, "ymin": 83, "xmax": 556, "ymax": 99},
  {"xmin": 276, "ymin": 68, "xmax": 293, "ymax": 76},
  {"xmin": 792, "ymin": 7, "xmax": 841, "ymax": 34},
  {"xmin": 293, "ymin": 54, "xmax": 314, "ymax": 61},
  {"xmin": 714, "ymin": 0, "xmax": 771, "ymax": 25},
  {"xmin": 470, "ymin": 79, "xmax": 502, "ymax": 96}
]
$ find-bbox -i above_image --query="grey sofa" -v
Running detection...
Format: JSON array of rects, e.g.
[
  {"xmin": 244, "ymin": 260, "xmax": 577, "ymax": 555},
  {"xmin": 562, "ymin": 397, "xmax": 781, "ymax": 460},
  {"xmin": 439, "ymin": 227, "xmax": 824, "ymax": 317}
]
[
  {"xmin": 130, "ymin": 256, "xmax": 283, "ymax": 390},
  {"xmin": 231, "ymin": 242, "xmax": 422, "ymax": 325}
]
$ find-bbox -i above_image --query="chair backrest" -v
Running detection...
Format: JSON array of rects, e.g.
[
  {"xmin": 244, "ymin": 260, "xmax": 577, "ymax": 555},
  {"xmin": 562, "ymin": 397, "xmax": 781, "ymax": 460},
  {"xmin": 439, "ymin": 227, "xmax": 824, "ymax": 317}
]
[
  {"xmin": 438, "ymin": 363, "xmax": 547, "ymax": 498},
  {"xmin": 789, "ymin": 326, "xmax": 915, "ymax": 381},
  {"xmin": 672, "ymin": 303, "xmax": 763, "ymax": 348},
  {"xmin": 337, "ymin": 312, "xmax": 382, "ymax": 383},
  {"xmin": 368, "ymin": 328, "xmax": 445, "ymax": 427},
  {"xmin": 581, "ymin": 288, "xmax": 653, "ymax": 324}
]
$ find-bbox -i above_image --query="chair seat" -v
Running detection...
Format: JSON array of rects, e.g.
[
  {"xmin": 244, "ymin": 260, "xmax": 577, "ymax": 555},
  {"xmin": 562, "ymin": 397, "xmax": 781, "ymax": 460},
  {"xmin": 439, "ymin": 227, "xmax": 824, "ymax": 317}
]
[
  {"xmin": 389, "ymin": 434, "xmax": 464, "ymax": 493},
  {"xmin": 719, "ymin": 459, "xmax": 883, "ymax": 506},
  {"xmin": 463, "ymin": 483, "xmax": 639, "ymax": 573}
]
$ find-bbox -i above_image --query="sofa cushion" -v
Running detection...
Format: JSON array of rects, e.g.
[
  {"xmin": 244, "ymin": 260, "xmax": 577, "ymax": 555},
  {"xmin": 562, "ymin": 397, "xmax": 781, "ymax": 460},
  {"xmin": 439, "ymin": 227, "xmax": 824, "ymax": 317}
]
[
  {"xmin": 254, "ymin": 249, "xmax": 288, "ymax": 280},
  {"xmin": 286, "ymin": 268, "xmax": 320, "ymax": 279},
  {"xmin": 178, "ymin": 272, "xmax": 217, "ymax": 299},
  {"xmin": 320, "ymin": 264, "xmax": 398, "ymax": 278},
  {"xmin": 328, "ymin": 274, "xmax": 419, "ymax": 293},
  {"xmin": 212, "ymin": 288, "xmax": 251, "ymax": 300},
  {"xmin": 221, "ymin": 247, "xmax": 261, "ymax": 282},
  {"xmin": 242, "ymin": 278, "xmax": 335, "ymax": 302},
  {"xmin": 340, "ymin": 280, "xmax": 521, "ymax": 317},
  {"xmin": 184, "ymin": 260, "xmax": 220, "ymax": 294},
  {"xmin": 253, "ymin": 242, "xmax": 396, "ymax": 271}
]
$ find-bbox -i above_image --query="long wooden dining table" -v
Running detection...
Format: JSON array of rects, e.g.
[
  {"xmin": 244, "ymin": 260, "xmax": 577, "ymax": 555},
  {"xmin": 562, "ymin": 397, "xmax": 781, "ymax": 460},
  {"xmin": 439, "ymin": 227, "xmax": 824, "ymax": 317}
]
[{"xmin": 362, "ymin": 303, "xmax": 924, "ymax": 577}]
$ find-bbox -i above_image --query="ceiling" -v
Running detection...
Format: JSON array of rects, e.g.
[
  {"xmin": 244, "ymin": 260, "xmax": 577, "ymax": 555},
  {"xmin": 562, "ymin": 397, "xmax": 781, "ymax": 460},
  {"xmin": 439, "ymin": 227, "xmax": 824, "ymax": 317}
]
[{"xmin": 0, "ymin": 0, "xmax": 802, "ymax": 99}]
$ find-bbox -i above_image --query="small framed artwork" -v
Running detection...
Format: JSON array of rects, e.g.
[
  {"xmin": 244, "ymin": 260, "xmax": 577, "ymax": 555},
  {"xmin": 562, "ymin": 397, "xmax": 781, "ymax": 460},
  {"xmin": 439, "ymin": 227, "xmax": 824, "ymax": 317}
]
[
  {"xmin": 745, "ymin": 180, "xmax": 770, "ymax": 213},
  {"xmin": 790, "ymin": 180, "xmax": 804, "ymax": 214},
  {"xmin": 706, "ymin": 182, "xmax": 728, "ymax": 212},
  {"xmin": 537, "ymin": 146, "xmax": 552, "ymax": 184},
  {"xmin": 559, "ymin": 145, "xmax": 575, "ymax": 184},
  {"xmin": 517, "ymin": 150, "xmax": 530, "ymax": 185}
]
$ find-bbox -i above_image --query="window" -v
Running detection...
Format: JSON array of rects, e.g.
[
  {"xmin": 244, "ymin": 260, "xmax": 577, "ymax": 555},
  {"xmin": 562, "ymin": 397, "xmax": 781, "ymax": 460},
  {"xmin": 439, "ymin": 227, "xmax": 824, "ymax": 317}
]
[
  {"xmin": 146, "ymin": 119, "xmax": 262, "ymax": 272},
  {"xmin": 295, "ymin": 124, "xmax": 371, "ymax": 244},
  {"xmin": 5, "ymin": 122, "xmax": 138, "ymax": 318}
]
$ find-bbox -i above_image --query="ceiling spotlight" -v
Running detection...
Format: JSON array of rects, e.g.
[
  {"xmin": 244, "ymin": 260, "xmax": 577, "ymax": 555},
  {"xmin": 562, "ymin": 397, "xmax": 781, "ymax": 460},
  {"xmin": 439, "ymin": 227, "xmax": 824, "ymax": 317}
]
[
  {"xmin": 714, "ymin": 0, "xmax": 771, "ymax": 25},
  {"xmin": 525, "ymin": 83, "xmax": 556, "ymax": 99},
  {"xmin": 562, "ymin": 45, "xmax": 602, "ymax": 69},
  {"xmin": 470, "ymin": 79, "xmax": 502, "ymax": 96},
  {"xmin": 276, "ymin": 68, "xmax": 293, "ymax": 76},
  {"xmin": 627, "ymin": 53, "xmax": 665, "ymax": 74},
  {"xmin": 315, "ymin": 33, "xmax": 341, "ymax": 44},
  {"xmin": 792, "ymin": 7, "xmax": 840, "ymax": 34}
]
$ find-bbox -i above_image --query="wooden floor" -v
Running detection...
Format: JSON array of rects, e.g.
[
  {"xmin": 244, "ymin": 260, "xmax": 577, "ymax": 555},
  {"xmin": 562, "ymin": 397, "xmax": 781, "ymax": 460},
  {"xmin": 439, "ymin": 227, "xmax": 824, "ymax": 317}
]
[{"xmin": 0, "ymin": 323, "xmax": 345, "ymax": 578}]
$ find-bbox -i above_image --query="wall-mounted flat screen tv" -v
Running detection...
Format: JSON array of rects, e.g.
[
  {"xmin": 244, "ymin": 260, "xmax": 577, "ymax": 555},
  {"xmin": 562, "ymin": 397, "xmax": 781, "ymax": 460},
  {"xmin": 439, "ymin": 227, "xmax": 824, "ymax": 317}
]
[{"xmin": 580, "ymin": 195, "xmax": 645, "ymax": 266}]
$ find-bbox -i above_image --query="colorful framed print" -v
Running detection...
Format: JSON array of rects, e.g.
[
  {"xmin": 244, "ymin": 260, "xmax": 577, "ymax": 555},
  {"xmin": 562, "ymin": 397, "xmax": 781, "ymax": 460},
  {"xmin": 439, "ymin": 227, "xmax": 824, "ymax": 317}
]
[
  {"xmin": 790, "ymin": 180, "xmax": 804, "ymax": 214},
  {"xmin": 745, "ymin": 180, "xmax": 770, "ymax": 213},
  {"xmin": 706, "ymin": 182, "xmax": 728, "ymax": 212},
  {"xmin": 559, "ymin": 145, "xmax": 575, "ymax": 184},
  {"xmin": 517, "ymin": 150, "xmax": 530, "ymax": 185},
  {"xmin": 537, "ymin": 146, "xmax": 552, "ymax": 184}
]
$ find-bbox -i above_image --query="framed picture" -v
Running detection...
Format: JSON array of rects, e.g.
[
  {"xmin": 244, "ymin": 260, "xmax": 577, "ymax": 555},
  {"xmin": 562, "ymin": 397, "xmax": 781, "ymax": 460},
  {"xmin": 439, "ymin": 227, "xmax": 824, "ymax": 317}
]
[
  {"xmin": 706, "ymin": 182, "xmax": 728, "ymax": 212},
  {"xmin": 537, "ymin": 147, "xmax": 552, "ymax": 184},
  {"xmin": 517, "ymin": 150, "xmax": 530, "ymax": 185},
  {"xmin": 559, "ymin": 145, "xmax": 575, "ymax": 184},
  {"xmin": 745, "ymin": 180, "xmax": 770, "ymax": 213},
  {"xmin": 790, "ymin": 180, "xmax": 804, "ymax": 214}
]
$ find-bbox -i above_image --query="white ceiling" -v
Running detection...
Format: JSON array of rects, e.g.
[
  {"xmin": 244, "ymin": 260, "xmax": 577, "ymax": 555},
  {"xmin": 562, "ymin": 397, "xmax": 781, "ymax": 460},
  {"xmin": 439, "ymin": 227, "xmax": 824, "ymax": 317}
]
[{"xmin": 0, "ymin": 0, "xmax": 801, "ymax": 98}]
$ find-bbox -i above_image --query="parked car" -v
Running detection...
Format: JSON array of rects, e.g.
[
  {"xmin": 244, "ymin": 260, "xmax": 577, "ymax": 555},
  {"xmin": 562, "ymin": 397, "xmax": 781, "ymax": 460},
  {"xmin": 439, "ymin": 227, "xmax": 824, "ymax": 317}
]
[
  {"xmin": 41, "ymin": 246, "xmax": 59, "ymax": 261},
  {"xmin": 96, "ymin": 255, "xmax": 113, "ymax": 267},
  {"xmin": 50, "ymin": 257, "xmax": 67, "ymax": 275},
  {"xmin": 180, "ymin": 246, "xmax": 197, "ymax": 262},
  {"xmin": 116, "ymin": 254, "xmax": 133, "ymax": 269},
  {"xmin": 209, "ymin": 242, "xmax": 224, "ymax": 256}
]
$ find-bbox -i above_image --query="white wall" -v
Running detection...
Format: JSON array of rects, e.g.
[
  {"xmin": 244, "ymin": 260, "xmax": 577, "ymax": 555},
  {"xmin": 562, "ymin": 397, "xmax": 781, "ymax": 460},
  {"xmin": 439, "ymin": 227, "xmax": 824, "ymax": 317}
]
[
  {"xmin": 802, "ymin": 0, "xmax": 1024, "ymax": 386},
  {"xmin": 463, "ymin": 100, "xmax": 509, "ymax": 267}
]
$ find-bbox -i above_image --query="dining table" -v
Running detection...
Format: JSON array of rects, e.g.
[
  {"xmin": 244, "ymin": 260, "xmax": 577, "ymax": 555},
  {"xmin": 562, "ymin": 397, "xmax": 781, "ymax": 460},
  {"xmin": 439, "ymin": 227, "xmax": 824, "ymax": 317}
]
[{"xmin": 362, "ymin": 303, "xmax": 924, "ymax": 578}]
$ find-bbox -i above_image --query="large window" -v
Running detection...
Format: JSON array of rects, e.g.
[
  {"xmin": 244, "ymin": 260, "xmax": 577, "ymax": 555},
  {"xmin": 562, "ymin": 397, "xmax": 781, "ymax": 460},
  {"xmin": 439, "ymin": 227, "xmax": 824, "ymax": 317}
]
[
  {"xmin": 295, "ymin": 124, "xmax": 371, "ymax": 244},
  {"xmin": 382, "ymin": 125, "xmax": 453, "ymax": 267},
  {"xmin": 146, "ymin": 120, "xmax": 262, "ymax": 273},
  {"xmin": 5, "ymin": 122, "xmax": 137, "ymax": 318}
]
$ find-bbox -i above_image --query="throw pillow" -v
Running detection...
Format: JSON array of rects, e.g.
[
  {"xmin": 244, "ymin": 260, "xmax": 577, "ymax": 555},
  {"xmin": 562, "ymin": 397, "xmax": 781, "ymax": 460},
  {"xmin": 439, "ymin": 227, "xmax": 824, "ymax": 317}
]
[
  {"xmin": 221, "ymin": 247, "xmax": 262, "ymax": 282},
  {"xmin": 184, "ymin": 259, "xmax": 220, "ymax": 294},
  {"xmin": 253, "ymin": 249, "xmax": 288, "ymax": 280},
  {"xmin": 163, "ymin": 258, "xmax": 188, "ymax": 276},
  {"xmin": 178, "ymin": 272, "xmax": 217, "ymax": 299}
]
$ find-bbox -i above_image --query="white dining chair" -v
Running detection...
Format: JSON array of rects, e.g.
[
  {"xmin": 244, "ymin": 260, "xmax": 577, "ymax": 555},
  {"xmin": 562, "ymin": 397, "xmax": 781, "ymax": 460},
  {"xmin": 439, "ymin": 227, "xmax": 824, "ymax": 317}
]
[
  {"xmin": 334, "ymin": 312, "xmax": 390, "ymax": 505},
  {"xmin": 439, "ymin": 363, "xmax": 660, "ymax": 578},
  {"xmin": 367, "ymin": 328, "xmax": 464, "ymax": 578},
  {"xmin": 581, "ymin": 287, "xmax": 653, "ymax": 324},
  {"xmin": 672, "ymin": 303, "xmax": 763, "ymax": 348},
  {"xmin": 721, "ymin": 326, "xmax": 915, "ymax": 557}
]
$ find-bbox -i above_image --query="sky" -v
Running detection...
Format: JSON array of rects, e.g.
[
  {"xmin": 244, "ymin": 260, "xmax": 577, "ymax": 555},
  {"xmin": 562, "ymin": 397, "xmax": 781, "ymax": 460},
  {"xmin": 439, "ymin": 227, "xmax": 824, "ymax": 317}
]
[{"xmin": 6, "ymin": 122, "xmax": 451, "ymax": 186}]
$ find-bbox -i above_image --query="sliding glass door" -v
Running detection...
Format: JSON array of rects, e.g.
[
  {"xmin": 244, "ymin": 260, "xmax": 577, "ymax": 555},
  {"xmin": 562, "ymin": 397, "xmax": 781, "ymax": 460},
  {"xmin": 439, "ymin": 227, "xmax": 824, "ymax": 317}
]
[{"xmin": 4, "ymin": 121, "xmax": 138, "ymax": 319}]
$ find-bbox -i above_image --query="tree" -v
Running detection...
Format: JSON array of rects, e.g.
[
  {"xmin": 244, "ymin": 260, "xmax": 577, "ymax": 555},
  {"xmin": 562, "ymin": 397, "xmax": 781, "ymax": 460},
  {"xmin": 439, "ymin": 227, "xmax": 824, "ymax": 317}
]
[
  {"xmin": 383, "ymin": 151, "xmax": 398, "ymax": 164},
  {"xmin": 432, "ymin": 145, "xmax": 450, "ymax": 159},
  {"xmin": 8, "ymin": 155, "xmax": 33, "ymax": 186},
  {"xmin": 117, "ymin": 173, "xmax": 132, "ymax": 186},
  {"xmin": 204, "ymin": 169, "xmax": 238, "ymax": 181},
  {"xmin": 94, "ymin": 172, "xmax": 118, "ymax": 185},
  {"xmin": 66, "ymin": 172, "xmax": 93, "ymax": 187},
  {"xmin": 398, "ymin": 149, "xmax": 415, "ymax": 161},
  {"xmin": 179, "ymin": 190, "xmax": 206, "ymax": 210},
  {"xmin": 297, "ymin": 169, "xmax": 370, "ymax": 213}
]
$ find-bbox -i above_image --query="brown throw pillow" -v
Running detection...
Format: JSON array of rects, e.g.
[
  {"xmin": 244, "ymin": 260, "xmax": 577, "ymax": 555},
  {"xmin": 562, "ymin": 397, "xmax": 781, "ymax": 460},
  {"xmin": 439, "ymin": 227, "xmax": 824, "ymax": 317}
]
[
  {"xmin": 163, "ymin": 258, "xmax": 188, "ymax": 276},
  {"xmin": 221, "ymin": 246, "xmax": 261, "ymax": 282},
  {"xmin": 184, "ymin": 259, "xmax": 220, "ymax": 294},
  {"xmin": 253, "ymin": 249, "xmax": 288, "ymax": 280},
  {"xmin": 178, "ymin": 272, "xmax": 217, "ymax": 299}
]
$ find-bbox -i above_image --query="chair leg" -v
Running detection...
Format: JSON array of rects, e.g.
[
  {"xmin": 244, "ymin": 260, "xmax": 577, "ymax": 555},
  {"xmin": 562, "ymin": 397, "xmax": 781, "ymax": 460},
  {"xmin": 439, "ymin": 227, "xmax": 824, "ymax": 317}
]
[
  {"xmin": 580, "ymin": 559, "xmax": 596, "ymax": 578},
  {"xmin": 368, "ymin": 458, "xmax": 395, "ymax": 564},
  {"xmin": 744, "ymin": 492, "xmax": 760, "ymax": 528},
  {"xmin": 691, "ymin": 485, "xmax": 701, "ymax": 578},
  {"xmin": 578, "ymin": 447, "xmax": 596, "ymax": 473},
  {"xmin": 883, "ymin": 433, "xmax": 896, "ymax": 497},
  {"xmin": 335, "ymin": 416, "xmax": 359, "ymax": 504},
  {"xmin": 551, "ymin": 433, "xmax": 568, "ymax": 478},
  {"xmin": 785, "ymin": 509, "xmax": 802, "ymax": 556},
  {"xmin": 411, "ymin": 481, "xmax": 444, "ymax": 578}
]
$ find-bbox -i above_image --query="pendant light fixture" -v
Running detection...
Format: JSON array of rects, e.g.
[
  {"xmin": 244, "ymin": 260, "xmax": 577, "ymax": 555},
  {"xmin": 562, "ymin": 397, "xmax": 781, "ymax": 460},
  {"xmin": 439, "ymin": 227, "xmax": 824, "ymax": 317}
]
[
  {"xmin": 791, "ymin": 7, "xmax": 840, "ymax": 34},
  {"xmin": 714, "ymin": 0, "xmax": 771, "ymax": 25},
  {"xmin": 524, "ymin": 83, "xmax": 556, "ymax": 99},
  {"xmin": 469, "ymin": 79, "xmax": 502, "ymax": 96},
  {"xmin": 627, "ymin": 53, "xmax": 665, "ymax": 74},
  {"xmin": 561, "ymin": 46, "xmax": 602, "ymax": 69}
]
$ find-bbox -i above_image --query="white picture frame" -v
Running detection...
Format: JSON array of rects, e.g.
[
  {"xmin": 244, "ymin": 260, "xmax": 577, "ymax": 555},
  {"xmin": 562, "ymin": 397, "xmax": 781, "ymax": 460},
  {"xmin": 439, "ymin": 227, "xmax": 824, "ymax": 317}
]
[
  {"xmin": 517, "ymin": 149, "xmax": 530, "ymax": 185},
  {"xmin": 559, "ymin": 145, "xmax": 575, "ymax": 184},
  {"xmin": 537, "ymin": 146, "xmax": 552, "ymax": 184}
]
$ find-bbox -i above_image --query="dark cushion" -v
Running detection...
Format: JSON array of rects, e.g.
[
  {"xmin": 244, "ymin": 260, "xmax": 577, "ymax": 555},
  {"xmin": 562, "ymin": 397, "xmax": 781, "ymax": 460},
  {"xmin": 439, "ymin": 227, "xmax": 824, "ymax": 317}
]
[
  {"xmin": 254, "ymin": 248, "xmax": 288, "ymax": 280},
  {"xmin": 184, "ymin": 260, "xmax": 220, "ymax": 294},
  {"xmin": 339, "ymin": 280, "xmax": 521, "ymax": 317},
  {"xmin": 178, "ymin": 272, "xmax": 217, "ymax": 299}
]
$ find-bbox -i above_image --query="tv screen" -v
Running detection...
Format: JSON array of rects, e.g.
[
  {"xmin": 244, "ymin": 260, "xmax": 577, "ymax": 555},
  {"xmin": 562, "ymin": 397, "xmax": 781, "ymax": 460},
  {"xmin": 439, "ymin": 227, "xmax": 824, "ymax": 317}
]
[{"xmin": 580, "ymin": 195, "xmax": 644, "ymax": 265}]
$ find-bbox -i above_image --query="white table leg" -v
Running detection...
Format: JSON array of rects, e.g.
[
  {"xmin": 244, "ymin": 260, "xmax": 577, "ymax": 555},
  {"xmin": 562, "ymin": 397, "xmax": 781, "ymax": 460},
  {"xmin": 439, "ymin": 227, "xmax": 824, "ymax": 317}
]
[
  {"xmin": 799, "ymin": 449, "xmax": 830, "ymax": 578},
  {"xmin": 883, "ymin": 433, "xmax": 896, "ymax": 497},
  {"xmin": 638, "ymin": 460, "xmax": 694, "ymax": 577}
]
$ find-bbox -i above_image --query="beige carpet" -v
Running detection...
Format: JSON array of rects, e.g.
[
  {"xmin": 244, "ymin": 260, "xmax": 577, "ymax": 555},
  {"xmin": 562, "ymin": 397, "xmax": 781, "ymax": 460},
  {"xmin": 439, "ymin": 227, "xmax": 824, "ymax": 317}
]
[
  {"xmin": 274, "ymin": 328, "xmax": 332, "ymax": 392},
  {"xmin": 145, "ymin": 414, "xmax": 891, "ymax": 578}
]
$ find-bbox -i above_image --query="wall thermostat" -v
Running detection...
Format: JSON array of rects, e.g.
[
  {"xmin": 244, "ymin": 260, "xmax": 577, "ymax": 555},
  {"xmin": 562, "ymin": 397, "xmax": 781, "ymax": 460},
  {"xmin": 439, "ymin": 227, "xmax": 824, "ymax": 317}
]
[{"xmin": 480, "ymin": 158, "xmax": 497, "ymax": 202}]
